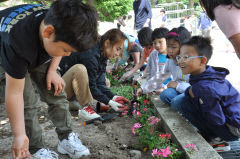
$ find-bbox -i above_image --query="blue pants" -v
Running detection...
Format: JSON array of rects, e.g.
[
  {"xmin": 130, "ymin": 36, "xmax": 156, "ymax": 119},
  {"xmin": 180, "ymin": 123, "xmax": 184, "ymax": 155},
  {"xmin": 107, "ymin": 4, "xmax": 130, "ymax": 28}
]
[
  {"xmin": 160, "ymin": 88, "xmax": 185, "ymax": 112},
  {"xmin": 177, "ymin": 95, "xmax": 238, "ymax": 142}
]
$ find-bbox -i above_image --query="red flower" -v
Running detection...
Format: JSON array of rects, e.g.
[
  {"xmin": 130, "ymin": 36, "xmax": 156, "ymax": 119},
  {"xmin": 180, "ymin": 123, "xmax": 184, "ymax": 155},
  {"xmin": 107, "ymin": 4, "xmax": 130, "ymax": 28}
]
[{"xmin": 144, "ymin": 100, "xmax": 149, "ymax": 104}]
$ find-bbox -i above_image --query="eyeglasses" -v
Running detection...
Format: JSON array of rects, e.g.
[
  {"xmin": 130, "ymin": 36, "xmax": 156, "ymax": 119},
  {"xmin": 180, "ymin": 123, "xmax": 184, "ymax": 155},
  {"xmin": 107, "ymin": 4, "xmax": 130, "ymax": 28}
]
[{"xmin": 176, "ymin": 55, "xmax": 204, "ymax": 63}]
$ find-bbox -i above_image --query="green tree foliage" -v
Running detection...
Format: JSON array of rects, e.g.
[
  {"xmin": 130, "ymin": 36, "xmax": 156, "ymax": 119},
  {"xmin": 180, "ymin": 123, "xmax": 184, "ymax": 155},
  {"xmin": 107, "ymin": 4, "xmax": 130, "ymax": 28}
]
[
  {"xmin": 21, "ymin": 0, "xmax": 133, "ymax": 22},
  {"xmin": 94, "ymin": 0, "xmax": 133, "ymax": 22}
]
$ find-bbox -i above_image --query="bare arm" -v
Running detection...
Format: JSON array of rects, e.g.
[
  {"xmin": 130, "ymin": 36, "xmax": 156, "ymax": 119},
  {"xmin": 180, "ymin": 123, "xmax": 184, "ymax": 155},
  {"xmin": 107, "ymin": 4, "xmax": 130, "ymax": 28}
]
[
  {"xmin": 131, "ymin": 52, "xmax": 140, "ymax": 65},
  {"xmin": 46, "ymin": 56, "xmax": 65, "ymax": 96},
  {"xmin": 128, "ymin": 55, "xmax": 146, "ymax": 76},
  {"xmin": 229, "ymin": 33, "xmax": 240, "ymax": 59},
  {"xmin": 5, "ymin": 73, "xmax": 25, "ymax": 138},
  {"xmin": 5, "ymin": 73, "xmax": 30, "ymax": 159}
]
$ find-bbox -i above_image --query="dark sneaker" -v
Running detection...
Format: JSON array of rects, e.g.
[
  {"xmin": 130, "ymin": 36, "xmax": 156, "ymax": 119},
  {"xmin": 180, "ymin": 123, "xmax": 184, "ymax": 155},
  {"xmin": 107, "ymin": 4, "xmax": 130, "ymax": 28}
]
[{"xmin": 210, "ymin": 137, "xmax": 231, "ymax": 152}]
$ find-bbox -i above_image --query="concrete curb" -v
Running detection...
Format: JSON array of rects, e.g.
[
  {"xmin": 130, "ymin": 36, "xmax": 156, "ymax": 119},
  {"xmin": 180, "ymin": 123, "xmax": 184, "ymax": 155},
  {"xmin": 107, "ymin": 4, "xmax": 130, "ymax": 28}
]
[{"xmin": 151, "ymin": 95, "xmax": 223, "ymax": 159}]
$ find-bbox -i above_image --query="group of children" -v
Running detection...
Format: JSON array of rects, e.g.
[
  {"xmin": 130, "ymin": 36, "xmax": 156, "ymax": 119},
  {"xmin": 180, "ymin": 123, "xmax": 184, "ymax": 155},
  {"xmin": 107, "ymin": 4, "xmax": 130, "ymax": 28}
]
[
  {"xmin": 1, "ymin": 0, "xmax": 240, "ymax": 159},
  {"xmin": 117, "ymin": 22, "xmax": 240, "ymax": 152},
  {"xmin": 129, "ymin": 26, "xmax": 240, "ymax": 152}
]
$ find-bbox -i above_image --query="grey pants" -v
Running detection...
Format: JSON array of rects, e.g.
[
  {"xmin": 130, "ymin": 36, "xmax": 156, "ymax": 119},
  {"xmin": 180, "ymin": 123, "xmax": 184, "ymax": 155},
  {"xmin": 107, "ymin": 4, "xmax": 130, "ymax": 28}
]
[{"xmin": 0, "ymin": 58, "xmax": 72, "ymax": 153}]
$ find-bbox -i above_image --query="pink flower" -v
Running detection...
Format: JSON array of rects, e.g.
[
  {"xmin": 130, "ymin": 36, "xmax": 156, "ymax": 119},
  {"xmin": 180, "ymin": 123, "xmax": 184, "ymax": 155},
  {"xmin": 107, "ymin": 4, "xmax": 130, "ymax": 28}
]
[
  {"xmin": 131, "ymin": 123, "xmax": 142, "ymax": 135},
  {"xmin": 121, "ymin": 111, "xmax": 128, "ymax": 115},
  {"xmin": 148, "ymin": 116, "xmax": 156, "ymax": 121},
  {"xmin": 150, "ymin": 118, "xmax": 160, "ymax": 125},
  {"xmin": 152, "ymin": 149, "xmax": 158, "ymax": 156},
  {"xmin": 133, "ymin": 123, "xmax": 142, "ymax": 128},
  {"xmin": 132, "ymin": 110, "xmax": 136, "ymax": 115},
  {"xmin": 131, "ymin": 127, "xmax": 136, "ymax": 135},
  {"xmin": 144, "ymin": 108, "xmax": 147, "ymax": 111},
  {"xmin": 185, "ymin": 144, "xmax": 195, "ymax": 150},
  {"xmin": 157, "ymin": 146, "xmax": 171, "ymax": 157},
  {"xmin": 136, "ymin": 111, "xmax": 141, "ymax": 116},
  {"xmin": 148, "ymin": 116, "xmax": 160, "ymax": 125}
]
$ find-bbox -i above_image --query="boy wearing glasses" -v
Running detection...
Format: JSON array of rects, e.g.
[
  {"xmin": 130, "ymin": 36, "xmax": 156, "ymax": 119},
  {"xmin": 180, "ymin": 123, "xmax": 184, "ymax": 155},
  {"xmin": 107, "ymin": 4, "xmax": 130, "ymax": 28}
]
[{"xmin": 177, "ymin": 36, "xmax": 240, "ymax": 152}]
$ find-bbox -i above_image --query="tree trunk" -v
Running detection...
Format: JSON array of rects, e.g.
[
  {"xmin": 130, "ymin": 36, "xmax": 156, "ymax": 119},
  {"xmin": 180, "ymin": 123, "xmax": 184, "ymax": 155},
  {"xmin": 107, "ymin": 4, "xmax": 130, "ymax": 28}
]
[
  {"xmin": 86, "ymin": 0, "xmax": 94, "ymax": 6},
  {"xmin": 189, "ymin": 0, "xmax": 194, "ymax": 14}
]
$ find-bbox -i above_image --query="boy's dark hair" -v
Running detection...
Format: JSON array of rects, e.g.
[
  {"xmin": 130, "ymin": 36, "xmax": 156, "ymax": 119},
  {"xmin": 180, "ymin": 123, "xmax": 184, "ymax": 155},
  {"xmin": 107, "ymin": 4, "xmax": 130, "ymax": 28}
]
[
  {"xmin": 99, "ymin": 29, "xmax": 127, "ymax": 57},
  {"xmin": 199, "ymin": 0, "xmax": 240, "ymax": 20},
  {"xmin": 123, "ymin": 15, "xmax": 127, "ymax": 20},
  {"xmin": 166, "ymin": 26, "xmax": 191, "ymax": 45},
  {"xmin": 44, "ymin": 0, "xmax": 99, "ymax": 52},
  {"xmin": 182, "ymin": 36, "xmax": 213, "ymax": 63},
  {"xmin": 138, "ymin": 27, "xmax": 153, "ymax": 47},
  {"xmin": 152, "ymin": 27, "xmax": 169, "ymax": 41},
  {"xmin": 160, "ymin": 9, "xmax": 165, "ymax": 14}
]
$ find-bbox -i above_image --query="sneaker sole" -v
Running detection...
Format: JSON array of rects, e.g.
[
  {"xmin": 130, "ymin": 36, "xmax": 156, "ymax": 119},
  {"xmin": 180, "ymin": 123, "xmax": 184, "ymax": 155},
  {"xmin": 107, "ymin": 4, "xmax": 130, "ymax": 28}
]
[
  {"xmin": 211, "ymin": 144, "xmax": 231, "ymax": 152},
  {"xmin": 57, "ymin": 144, "xmax": 90, "ymax": 159}
]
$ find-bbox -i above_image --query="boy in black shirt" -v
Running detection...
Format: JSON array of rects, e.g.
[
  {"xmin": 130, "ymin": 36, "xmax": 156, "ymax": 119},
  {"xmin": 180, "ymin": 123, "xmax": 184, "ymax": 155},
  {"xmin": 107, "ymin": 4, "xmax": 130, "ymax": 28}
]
[{"xmin": 0, "ymin": 0, "xmax": 98, "ymax": 158}]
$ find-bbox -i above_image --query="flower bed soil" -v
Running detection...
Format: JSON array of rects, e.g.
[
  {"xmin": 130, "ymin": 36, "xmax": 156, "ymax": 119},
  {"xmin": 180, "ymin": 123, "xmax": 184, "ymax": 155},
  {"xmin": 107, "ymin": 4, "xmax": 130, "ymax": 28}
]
[{"xmin": 0, "ymin": 101, "xmax": 152, "ymax": 159}]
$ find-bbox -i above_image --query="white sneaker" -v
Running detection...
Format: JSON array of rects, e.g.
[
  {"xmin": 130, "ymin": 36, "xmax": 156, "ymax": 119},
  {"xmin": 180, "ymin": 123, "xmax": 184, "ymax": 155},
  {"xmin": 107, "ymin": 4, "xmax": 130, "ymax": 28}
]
[
  {"xmin": 31, "ymin": 148, "xmax": 58, "ymax": 159},
  {"xmin": 210, "ymin": 137, "xmax": 231, "ymax": 152},
  {"xmin": 79, "ymin": 105, "xmax": 100, "ymax": 121},
  {"xmin": 57, "ymin": 132, "xmax": 90, "ymax": 158}
]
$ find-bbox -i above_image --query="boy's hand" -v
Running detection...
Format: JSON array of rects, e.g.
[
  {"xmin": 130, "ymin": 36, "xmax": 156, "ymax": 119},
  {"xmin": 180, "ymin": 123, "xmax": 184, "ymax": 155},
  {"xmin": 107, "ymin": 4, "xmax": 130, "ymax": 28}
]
[
  {"xmin": 12, "ymin": 135, "xmax": 30, "ymax": 159},
  {"xmin": 136, "ymin": 88, "xmax": 143, "ymax": 97},
  {"xmin": 120, "ymin": 71, "xmax": 131, "ymax": 82},
  {"xmin": 167, "ymin": 81, "xmax": 178, "ymax": 88},
  {"xmin": 155, "ymin": 88, "xmax": 165, "ymax": 95},
  {"xmin": 46, "ymin": 71, "xmax": 65, "ymax": 96}
]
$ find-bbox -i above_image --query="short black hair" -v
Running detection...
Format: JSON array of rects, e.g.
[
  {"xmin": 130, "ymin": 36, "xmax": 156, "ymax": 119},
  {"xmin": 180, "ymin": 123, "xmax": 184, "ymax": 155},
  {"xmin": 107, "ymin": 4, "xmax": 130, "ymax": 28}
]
[
  {"xmin": 152, "ymin": 27, "xmax": 169, "ymax": 41},
  {"xmin": 166, "ymin": 26, "xmax": 191, "ymax": 45},
  {"xmin": 44, "ymin": 0, "xmax": 99, "ymax": 52},
  {"xmin": 182, "ymin": 36, "xmax": 213, "ymax": 63},
  {"xmin": 123, "ymin": 15, "xmax": 127, "ymax": 20},
  {"xmin": 160, "ymin": 9, "xmax": 165, "ymax": 14},
  {"xmin": 199, "ymin": 0, "xmax": 239, "ymax": 20},
  {"xmin": 137, "ymin": 27, "xmax": 153, "ymax": 47}
]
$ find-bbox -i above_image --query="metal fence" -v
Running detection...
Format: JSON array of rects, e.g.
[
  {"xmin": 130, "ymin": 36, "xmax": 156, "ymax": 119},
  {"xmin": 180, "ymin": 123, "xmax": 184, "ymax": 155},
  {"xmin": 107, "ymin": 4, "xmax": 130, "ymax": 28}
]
[{"xmin": 155, "ymin": 2, "xmax": 193, "ymax": 19}]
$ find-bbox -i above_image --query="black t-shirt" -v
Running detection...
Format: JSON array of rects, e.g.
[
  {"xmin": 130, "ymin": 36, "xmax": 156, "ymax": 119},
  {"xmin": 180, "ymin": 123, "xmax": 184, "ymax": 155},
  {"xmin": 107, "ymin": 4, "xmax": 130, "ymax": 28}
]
[{"xmin": 0, "ymin": 4, "xmax": 51, "ymax": 79}]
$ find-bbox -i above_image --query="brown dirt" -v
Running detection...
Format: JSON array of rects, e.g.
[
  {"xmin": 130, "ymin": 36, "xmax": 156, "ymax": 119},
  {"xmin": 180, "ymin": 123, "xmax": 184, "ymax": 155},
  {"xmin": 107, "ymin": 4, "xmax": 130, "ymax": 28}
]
[{"xmin": 0, "ymin": 100, "xmax": 151, "ymax": 159}]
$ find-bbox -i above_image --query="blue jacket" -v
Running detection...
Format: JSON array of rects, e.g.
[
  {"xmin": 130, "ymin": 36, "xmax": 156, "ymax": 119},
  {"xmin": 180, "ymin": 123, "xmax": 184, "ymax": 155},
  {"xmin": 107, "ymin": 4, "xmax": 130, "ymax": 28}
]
[
  {"xmin": 133, "ymin": 0, "xmax": 152, "ymax": 30},
  {"xmin": 198, "ymin": 12, "xmax": 212, "ymax": 30},
  {"xmin": 187, "ymin": 66, "xmax": 240, "ymax": 128},
  {"xmin": 59, "ymin": 43, "xmax": 114, "ymax": 105}
]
